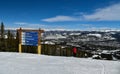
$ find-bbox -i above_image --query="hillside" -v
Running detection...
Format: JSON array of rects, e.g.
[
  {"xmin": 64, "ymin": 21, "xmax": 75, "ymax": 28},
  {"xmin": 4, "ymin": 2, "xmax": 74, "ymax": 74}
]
[{"xmin": 0, "ymin": 52, "xmax": 120, "ymax": 74}]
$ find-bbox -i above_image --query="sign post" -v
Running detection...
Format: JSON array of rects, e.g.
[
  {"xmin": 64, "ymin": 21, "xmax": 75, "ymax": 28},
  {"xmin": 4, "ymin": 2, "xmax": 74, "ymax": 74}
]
[
  {"xmin": 38, "ymin": 29, "xmax": 41, "ymax": 55},
  {"xmin": 19, "ymin": 44, "xmax": 22, "ymax": 53},
  {"xmin": 17, "ymin": 28, "xmax": 44, "ymax": 55},
  {"xmin": 19, "ymin": 28, "xmax": 22, "ymax": 53}
]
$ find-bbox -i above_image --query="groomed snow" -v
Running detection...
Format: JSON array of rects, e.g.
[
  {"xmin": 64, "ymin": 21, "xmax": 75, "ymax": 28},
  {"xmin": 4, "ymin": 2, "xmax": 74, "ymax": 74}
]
[{"xmin": 0, "ymin": 52, "xmax": 120, "ymax": 74}]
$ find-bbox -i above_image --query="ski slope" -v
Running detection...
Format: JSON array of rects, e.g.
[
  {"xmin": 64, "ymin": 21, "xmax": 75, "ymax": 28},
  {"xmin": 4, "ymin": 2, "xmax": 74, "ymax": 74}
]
[{"xmin": 0, "ymin": 52, "xmax": 120, "ymax": 74}]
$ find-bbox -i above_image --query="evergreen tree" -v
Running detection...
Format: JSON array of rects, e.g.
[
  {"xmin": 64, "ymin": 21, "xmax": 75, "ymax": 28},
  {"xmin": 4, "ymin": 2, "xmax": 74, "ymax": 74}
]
[
  {"xmin": 0, "ymin": 22, "xmax": 5, "ymax": 51},
  {"xmin": 7, "ymin": 30, "xmax": 16, "ymax": 51},
  {"xmin": 7, "ymin": 30, "xmax": 11, "ymax": 39},
  {"xmin": 1, "ymin": 22, "xmax": 5, "ymax": 40},
  {"xmin": 7, "ymin": 30, "xmax": 11, "ymax": 48},
  {"xmin": 15, "ymin": 30, "xmax": 19, "ymax": 51}
]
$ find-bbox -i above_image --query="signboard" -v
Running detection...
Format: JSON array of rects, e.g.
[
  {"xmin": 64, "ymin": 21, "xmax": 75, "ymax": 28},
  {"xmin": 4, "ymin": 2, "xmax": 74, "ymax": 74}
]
[
  {"xmin": 21, "ymin": 32, "xmax": 38, "ymax": 46},
  {"xmin": 17, "ymin": 28, "xmax": 44, "ymax": 54}
]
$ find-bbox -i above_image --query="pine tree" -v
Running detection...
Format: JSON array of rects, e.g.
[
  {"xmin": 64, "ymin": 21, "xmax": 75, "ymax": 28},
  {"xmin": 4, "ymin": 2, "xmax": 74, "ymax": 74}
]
[
  {"xmin": 15, "ymin": 30, "xmax": 19, "ymax": 51},
  {"xmin": 7, "ymin": 30, "xmax": 11, "ymax": 48},
  {"xmin": 7, "ymin": 30, "xmax": 15, "ymax": 51},
  {"xmin": 0, "ymin": 22, "xmax": 5, "ymax": 51},
  {"xmin": 1, "ymin": 22, "xmax": 4, "ymax": 40}
]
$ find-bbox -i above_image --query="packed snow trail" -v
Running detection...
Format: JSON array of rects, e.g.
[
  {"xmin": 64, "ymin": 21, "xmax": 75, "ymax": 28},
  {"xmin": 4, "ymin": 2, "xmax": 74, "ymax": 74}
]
[{"xmin": 0, "ymin": 52, "xmax": 120, "ymax": 74}]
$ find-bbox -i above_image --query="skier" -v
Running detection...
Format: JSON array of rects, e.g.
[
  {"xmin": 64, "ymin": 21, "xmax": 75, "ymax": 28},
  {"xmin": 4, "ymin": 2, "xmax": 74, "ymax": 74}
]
[{"xmin": 72, "ymin": 47, "xmax": 77, "ymax": 57}]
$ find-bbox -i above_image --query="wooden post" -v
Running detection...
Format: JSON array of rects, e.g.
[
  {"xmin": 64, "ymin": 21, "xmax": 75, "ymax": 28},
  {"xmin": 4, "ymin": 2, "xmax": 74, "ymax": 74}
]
[
  {"xmin": 18, "ymin": 27, "xmax": 22, "ymax": 53},
  {"xmin": 38, "ymin": 28, "xmax": 41, "ymax": 55},
  {"xmin": 19, "ymin": 44, "xmax": 22, "ymax": 53},
  {"xmin": 38, "ymin": 45, "xmax": 41, "ymax": 54}
]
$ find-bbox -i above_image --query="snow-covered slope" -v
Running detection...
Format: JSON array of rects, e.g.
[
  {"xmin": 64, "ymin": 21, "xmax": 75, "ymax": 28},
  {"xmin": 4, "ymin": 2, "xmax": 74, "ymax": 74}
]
[{"xmin": 0, "ymin": 52, "xmax": 120, "ymax": 74}]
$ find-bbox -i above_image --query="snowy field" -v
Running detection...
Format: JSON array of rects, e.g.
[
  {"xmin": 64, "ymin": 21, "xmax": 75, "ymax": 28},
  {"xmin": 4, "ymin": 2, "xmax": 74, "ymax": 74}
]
[{"xmin": 0, "ymin": 52, "xmax": 120, "ymax": 74}]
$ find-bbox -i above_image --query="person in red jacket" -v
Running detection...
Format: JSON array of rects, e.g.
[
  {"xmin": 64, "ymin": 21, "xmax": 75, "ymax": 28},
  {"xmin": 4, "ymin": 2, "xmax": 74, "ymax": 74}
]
[{"xmin": 72, "ymin": 47, "xmax": 77, "ymax": 57}]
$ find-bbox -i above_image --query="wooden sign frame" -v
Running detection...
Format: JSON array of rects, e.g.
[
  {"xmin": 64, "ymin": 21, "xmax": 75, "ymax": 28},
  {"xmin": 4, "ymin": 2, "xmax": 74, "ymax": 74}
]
[{"xmin": 17, "ymin": 28, "xmax": 44, "ymax": 54}]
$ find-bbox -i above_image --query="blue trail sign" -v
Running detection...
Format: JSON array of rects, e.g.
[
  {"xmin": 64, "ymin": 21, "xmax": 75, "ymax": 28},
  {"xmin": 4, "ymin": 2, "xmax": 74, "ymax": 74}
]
[
  {"xmin": 17, "ymin": 28, "xmax": 44, "ymax": 54},
  {"xmin": 21, "ymin": 32, "xmax": 38, "ymax": 46}
]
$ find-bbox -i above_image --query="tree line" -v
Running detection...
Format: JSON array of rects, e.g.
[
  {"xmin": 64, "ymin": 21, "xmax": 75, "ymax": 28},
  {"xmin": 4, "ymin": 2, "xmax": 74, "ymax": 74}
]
[
  {"xmin": 0, "ymin": 22, "xmax": 92, "ymax": 57},
  {"xmin": 0, "ymin": 22, "xmax": 19, "ymax": 52}
]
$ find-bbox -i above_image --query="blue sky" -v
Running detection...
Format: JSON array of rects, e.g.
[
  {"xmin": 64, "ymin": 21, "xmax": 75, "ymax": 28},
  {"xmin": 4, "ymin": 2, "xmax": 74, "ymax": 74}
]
[{"xmin": 0, "ymin": 0, "xmax": 120, "ymax": 30}]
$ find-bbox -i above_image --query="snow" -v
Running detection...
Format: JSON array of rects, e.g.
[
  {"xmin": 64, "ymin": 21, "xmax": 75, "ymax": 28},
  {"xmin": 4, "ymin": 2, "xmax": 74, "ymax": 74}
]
[
  {"xmin": 87, "ymin": 33, "xmax": 102, "ymax": 38},
  {"xmin": 44, "ymin": 41, "xmax": 55, "ymax": 45},
  {"xmin": 69, "ymin": 33, "xmax": 81, "ymax": 35},
  {"xmin": 0, "ymin": 52, "xmax": 120, "ymax": 74},
  {"xmin": 45, "ymin": 34, "xmax": 66, "ymax": 40},
  {"xmin": 92, "ymin": 54, "xmax": 99, "ymax": 58}
]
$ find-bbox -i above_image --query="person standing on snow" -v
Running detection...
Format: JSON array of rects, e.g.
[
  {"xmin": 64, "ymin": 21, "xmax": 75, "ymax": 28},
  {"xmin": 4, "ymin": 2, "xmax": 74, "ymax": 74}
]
[{"xmin": 72, "ymin": 47, "xmax": 77, "ymax": 57}]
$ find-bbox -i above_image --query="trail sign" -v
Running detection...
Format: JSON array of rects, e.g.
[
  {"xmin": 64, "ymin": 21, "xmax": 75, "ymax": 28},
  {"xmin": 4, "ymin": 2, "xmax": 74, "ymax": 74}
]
[
  {"xmin": 17, "ymin": 28, "xmax": 44, "ymax": 54},
  {"xmin": 21, "ymin": 32, "xmax": 38, "ymax": 46}
]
